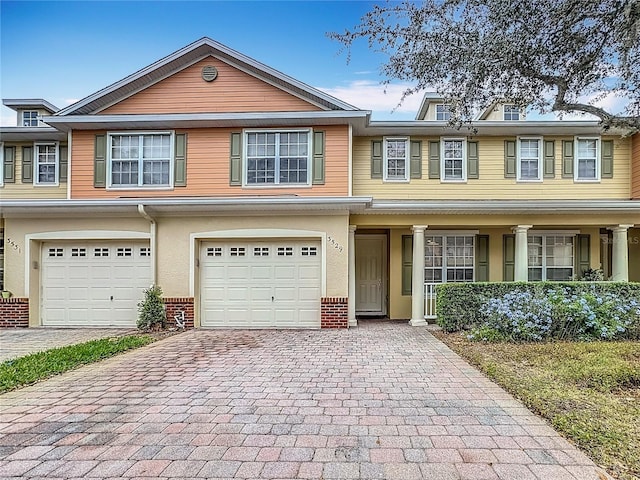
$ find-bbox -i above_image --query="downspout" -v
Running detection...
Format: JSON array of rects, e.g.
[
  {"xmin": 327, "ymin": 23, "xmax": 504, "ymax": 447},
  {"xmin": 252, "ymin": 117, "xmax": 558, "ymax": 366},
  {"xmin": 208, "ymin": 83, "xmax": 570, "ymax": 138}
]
[{"xmin": 137, "ymin": 204, "xmax": 157, "ymax": 285}]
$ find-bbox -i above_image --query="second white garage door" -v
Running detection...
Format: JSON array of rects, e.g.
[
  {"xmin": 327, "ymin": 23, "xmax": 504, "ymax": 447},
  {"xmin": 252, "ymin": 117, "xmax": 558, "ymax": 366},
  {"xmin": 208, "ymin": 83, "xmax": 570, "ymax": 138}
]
[{"xmin": 200, "ymin": 240, "xmax": 321, "ymax": 328}]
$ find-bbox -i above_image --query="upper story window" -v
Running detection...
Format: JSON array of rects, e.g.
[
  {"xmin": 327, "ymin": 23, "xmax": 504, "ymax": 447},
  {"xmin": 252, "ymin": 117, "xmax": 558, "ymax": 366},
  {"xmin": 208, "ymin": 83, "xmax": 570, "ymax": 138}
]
[
  {"xmin": 503, "ymin": 104, "xmax": 520, "ymax": 121},
  {"xmin": 517, "ymin": 137, "xmax": 542, "ymax": 181},
  {"xmin": 244, "ymin": 130, "xmax": 310, "ymax": 185},
  {"xmin": 35, "ymin": 142, "xmax": 59, "ymax": 185},
  {"xmin": 383, "ymin": 137, "xmax": 409, "ymax": 181},
  {"xmin": 108, "ymin": 132, "xmax": 173, "ymax": 188},
  {"xmin": 441, "ymin": 138, "xmax": 466, "ymax": 181},
  {"xmin": 528, "ymin": 234, "xmax": 574, "ymax": 281},
  {"xmin": 575, "ymin": 137, "xmax": 600, "ymax": 181},
  {"xmin": 22, "ymin": 111, "xmax": 39, "ymax": 127},
  {"xmin": 435, "ymin": 104, "xmax": 451, "ymax": 121}
]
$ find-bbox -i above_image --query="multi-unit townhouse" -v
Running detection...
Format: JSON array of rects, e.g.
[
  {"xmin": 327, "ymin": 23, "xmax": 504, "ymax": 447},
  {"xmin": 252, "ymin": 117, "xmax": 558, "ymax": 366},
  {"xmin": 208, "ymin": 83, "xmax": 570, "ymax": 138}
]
[{"xmin": 1, "ymin": 37, "xmax": 639, "ymax": 329}]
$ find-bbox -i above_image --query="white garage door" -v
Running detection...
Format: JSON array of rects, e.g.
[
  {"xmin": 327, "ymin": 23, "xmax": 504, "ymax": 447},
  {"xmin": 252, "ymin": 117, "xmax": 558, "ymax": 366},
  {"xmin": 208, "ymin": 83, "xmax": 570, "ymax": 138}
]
[
  {"xmin": 200, "ymin": 240, "xmax": 321, "ymax": 328},
  {"xmin": 41, "ymin": 242, "xmax": 151, "ymax": 327}
]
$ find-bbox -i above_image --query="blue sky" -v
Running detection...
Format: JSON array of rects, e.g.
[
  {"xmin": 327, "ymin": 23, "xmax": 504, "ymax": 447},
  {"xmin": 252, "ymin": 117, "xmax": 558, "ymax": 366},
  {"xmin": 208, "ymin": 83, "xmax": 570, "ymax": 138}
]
[{"xmin": 1, "ymin": 0, "xmax": 429, "ymax": 125}]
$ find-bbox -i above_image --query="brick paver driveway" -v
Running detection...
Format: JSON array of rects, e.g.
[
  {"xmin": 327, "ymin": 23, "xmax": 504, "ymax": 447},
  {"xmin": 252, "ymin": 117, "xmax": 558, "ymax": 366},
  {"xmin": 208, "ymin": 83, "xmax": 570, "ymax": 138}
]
[
  {"xmin": 0, "ymin": 328, "xmax": 136, "ymax": 363},
  {"xmin": 0, "ymin": 321, "xmax": 610, "ymax": 479}
]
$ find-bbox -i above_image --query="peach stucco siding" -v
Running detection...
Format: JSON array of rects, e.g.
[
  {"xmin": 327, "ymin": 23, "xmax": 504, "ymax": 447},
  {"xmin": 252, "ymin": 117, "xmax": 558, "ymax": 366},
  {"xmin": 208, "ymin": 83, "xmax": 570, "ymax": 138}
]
[
  {"xmin": 70, "ymin": 125, "xmax": 349, "ymax": 198},
  {"xmin": 101, "ymin": 57, "xmax": 323, "ymax": 114}
]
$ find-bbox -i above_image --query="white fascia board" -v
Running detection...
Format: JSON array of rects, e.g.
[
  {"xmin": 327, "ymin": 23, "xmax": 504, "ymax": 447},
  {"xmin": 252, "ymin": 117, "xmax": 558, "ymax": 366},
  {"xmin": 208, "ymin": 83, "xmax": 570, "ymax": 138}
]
[
  {"xmin": 0, "ymin": 127, "xmax": 67, "ymax": 141},
  {"xmin": 2, "ymin": 98, "xmax": 59, "ymax": 113}
]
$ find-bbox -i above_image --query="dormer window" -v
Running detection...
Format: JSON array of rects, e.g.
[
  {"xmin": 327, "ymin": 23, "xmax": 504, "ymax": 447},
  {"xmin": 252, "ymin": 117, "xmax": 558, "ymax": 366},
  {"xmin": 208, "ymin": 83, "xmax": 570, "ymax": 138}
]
[
  {"xmin": 435, "ymin": 104, "xmax": 451, "ymax": 121},
  {"xmin": 503, "ymin": 105, "xmax": 520, "ymax": 121},
  {"xmin": 22, "ymin": 111, "xmax": 39, "ymax": 127}
]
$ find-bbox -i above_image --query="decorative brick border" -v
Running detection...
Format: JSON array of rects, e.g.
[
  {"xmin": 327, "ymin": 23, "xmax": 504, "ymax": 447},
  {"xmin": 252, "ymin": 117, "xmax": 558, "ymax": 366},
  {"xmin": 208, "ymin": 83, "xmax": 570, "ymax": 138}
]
[
  {"xmin": 0, "ymin": 298, "xmax": 29, "ymax": 328},
  {"xmin": 164, "ymin": 297, "xmax": 195, "ymax": 329},
  {"xmin": 321, "ymin": 297, "xmax": 348, "ymax": 329}
]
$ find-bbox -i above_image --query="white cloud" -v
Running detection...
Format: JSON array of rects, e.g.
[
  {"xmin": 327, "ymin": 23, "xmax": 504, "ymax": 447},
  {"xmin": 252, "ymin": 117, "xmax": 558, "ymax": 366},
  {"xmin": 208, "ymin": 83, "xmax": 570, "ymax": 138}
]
[
  {"xmin": 317, "ymin": 80, "xmax": 425, "ymax": 120},
  {"xmin": 63, "ymin": 98, "xmax": 80, "ymax": 106}
]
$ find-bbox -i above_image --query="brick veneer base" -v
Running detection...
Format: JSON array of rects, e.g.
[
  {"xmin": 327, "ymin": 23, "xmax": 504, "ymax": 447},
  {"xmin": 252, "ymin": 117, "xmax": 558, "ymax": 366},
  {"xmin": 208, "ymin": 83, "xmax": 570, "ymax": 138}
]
[
  {"xmin": 0, "ymin": 298, "xmax": 29, "ymax": 328},
  {"xmin": 164, "ymin": 298, "xmax": 195, "ymax": 329},
  {"xmin": 321, "ymin": 297, "xmax": 348, "ymax": 329}
]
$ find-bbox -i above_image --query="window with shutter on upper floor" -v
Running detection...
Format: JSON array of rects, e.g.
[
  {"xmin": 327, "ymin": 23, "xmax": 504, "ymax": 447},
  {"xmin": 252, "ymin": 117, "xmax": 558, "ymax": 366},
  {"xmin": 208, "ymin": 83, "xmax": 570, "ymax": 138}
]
[
  {"xmin": 107, "ymin": 132, "xmax": 173, "ymax": 188},
  {"xmin": 517, "ymin": 137, "xmax": 543, "ymax": 181},
  {"xmin": 574, "ymin": 137, "xmax": 600, "ymax": 182},
  {"xmin": 244, "ymin": 130, "xmax": 311, "ymax": 186},
  {"xmin": 34, "ymin": 142, "xmax": 59, "ymax": 185},
  {"xmin": 441, "ymin": 138, "xmax": 467, "ymax": 181},
  {"xmin": 383, "ymin": 137, "xmax": 409, "ymax": 182}
]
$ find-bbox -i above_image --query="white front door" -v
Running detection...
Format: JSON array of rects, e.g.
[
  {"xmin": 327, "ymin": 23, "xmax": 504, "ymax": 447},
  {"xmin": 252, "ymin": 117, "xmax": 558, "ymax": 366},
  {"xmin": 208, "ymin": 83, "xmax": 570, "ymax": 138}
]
[
  {"xmin": 200, "ymin": 240, "xmax": 321, "ymax": 328},
  {"xmin": 355, "ymin": 235, "xmax": 387, "ymax": 315},
  {"xmin": 41, "ymin": 241, "xmax": 151, "ymax": 327}
]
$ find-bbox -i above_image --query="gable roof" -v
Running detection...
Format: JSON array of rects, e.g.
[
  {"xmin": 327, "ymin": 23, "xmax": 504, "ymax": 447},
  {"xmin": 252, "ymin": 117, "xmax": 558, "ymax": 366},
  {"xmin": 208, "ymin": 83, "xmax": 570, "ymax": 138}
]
[
  {"xmin": 56, "ymin": 37, "xmax": 359, "ymax": 116},
  {"xmin": 3, "ymin": 99, "xmax": 59, "ymax": 114},
  {"xmin": 415, "ymin": 92, "xmax": 446, "ymax": 120}
]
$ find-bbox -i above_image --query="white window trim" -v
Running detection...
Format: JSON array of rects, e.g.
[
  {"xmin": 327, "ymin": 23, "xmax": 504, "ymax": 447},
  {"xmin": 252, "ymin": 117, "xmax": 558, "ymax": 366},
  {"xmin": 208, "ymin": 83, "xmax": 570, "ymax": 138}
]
[
  {"xmin": 383, "ymin": 136, "xmax": 410, "ymax": 182},
  {"xmin": 516, "ymin": 136, "xmax": 543, "ymax": 182},
  {"xmin": 0, "ymin": 142, "xmax": 4, "ymax": 187},
  {"xmin": 435, "ymin": 104, "xmax": 451, "ymax": 121},
  {"xmin": 574, "ymin": 136, "xmax": 601, "ymax": 183},
  {"xmin": 21, "ymin": 110, "xmax": 39, "ymax": 127},
  {"xmin": 527, "ymin": 234, "xmax": 575, "ymax": 281},
  {"xmin": 242, "ymin": 129, "xmax": 312, "ymax": 188},
  {"xmin": 34, "ymin": 142, "xmax": 59, "ymax": 186},
  {"xmin": 503, "ymin": 104, "xmax": 520, "ymax": 121},
  {"xmin": 106, "ymin": 131, "xmax": 175, "ymax": 190},
  {"xmin": 424, "ymin": 234, "xmax": 476, "ymax": 284},
  {"xmin": 440, "ymin": 137, "xmax": 467, "ymax": 182}
]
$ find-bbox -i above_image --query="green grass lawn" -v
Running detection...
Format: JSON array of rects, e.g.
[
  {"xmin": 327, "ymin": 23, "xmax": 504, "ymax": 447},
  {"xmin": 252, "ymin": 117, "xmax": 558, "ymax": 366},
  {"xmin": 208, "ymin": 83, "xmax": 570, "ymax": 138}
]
[
  {"xmin": 432, "ymin": 331, "xmax": 640, "ymax": 480},
  {"xmin": 0, "ymin": 335, "xmax": 156, "ymax": 393}
]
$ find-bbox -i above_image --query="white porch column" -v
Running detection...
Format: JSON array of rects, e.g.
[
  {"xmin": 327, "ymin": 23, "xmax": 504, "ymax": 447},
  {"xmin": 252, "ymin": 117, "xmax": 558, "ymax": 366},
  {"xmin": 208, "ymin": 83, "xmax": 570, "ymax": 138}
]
[
  {"xmin": 410, "ymin": 225, "xmax": 428, "ymax": 326},
  {"xmin": 348, "ymin": 225, "xmax": 357, "ymax": 327},
  {"xmin": 513, "ymin": 225, "xmax": 532, "ymax": 282},
  {"xmin": 611, "ymin": 224, "xmax": 633, "ymax": 281}
]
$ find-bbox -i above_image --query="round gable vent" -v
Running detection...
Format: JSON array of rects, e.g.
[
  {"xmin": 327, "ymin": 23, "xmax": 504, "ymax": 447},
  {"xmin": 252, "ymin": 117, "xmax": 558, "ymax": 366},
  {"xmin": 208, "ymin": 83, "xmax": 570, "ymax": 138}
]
[{"xmin": 202, "ymin": 65, "xmax": 218, "ymax": 82}]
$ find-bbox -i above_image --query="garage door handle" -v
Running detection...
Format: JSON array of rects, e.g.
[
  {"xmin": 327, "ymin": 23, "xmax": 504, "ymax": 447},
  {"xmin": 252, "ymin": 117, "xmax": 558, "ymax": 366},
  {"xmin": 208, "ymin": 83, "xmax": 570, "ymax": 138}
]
[
  {"xmin": 272, "ymin": 296, "xmax": 274, "ymax": 302},
  {"xmin": 110, "ymin": 295, "xmax": 114, "ymax": 301}
]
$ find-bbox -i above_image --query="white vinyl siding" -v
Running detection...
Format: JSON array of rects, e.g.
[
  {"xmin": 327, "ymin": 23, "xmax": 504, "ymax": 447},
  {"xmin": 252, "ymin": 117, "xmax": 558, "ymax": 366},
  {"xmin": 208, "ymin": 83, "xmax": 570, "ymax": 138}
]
[
  {"xmin": 34, "ymin": 142, "xmax": 59, "ymax": 185},
  {"xmin": 575, "ymin": 137, "xmax": 600, "ymax": 181},
  {"xmin": 441, "ymin": 138, "xmax": 466, "ymax": 181},
  {"xmin": 383, "ymin": 137, "xmax": 409, "ymax": 181},
  {"xmin": 528, "ymin": 235, "xmax": 574, "ymax": 281},
  {"xmin": 244, "ymin": 130, "xmax": 311, "ymax": 186},
  {"xmin": 108, "ymin": 132, "xmax": 173, "ymax": 188},
  {"xmin": 517, "ymin": 137, "xmax": 542, "ymax": 181}
]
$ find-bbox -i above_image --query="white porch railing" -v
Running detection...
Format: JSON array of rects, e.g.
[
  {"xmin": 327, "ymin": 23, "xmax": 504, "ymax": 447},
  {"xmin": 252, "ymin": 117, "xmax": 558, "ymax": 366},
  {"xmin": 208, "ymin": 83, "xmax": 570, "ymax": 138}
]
[{"xmin": 424, "ymin": 283, "xmax": 437, "ymax": 320}]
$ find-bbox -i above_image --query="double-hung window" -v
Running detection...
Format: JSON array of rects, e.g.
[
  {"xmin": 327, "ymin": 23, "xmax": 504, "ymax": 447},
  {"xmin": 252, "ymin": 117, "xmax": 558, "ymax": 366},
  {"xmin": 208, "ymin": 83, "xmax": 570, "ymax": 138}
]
[
  {"xmin": 528, "ymin": 234, "xmax": 574, "ymax": 281},
  {"xmin": 441, "ymin": 138, "xmax": 466, "ymax": 181},
  {"xmin": 575, "ymin": 137, "xmax": 599, "ymax": 181},
  {"xmin": 517, "ymin": 137, "xmax": 542, "ymax": 181},
  {"xmin": 245, "ymin": 130, "xmax": 310, "ymax": 185},
  {"xmin": 425, "ymin": 235, "xmax": 475, "ymax": 283},
  {"xmin": 503, "ymin": 104, "xmax": 520, "ymax": 120},
  {"xmin": 108, "ymin": 132, "xmax": 172, "ymax": 188},
  {"xmin": 435, "ymin": 104, "xmax": 451, "ymax": 121},
  {"xmin": 22, "ymin": 111, "xmax": 39, "ymax": 127},
  {"xmin": 34, "ymin": 142, "xmax": 59, "ymax": 185},
  {"xmin": 383, "ymin": 137, "xmax": 409, "ymax": 181}
]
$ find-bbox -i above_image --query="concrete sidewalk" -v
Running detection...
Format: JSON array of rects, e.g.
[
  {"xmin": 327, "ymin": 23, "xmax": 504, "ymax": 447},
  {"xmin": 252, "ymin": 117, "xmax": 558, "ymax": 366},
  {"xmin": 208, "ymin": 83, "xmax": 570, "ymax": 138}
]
[{"xmin": 0, "ymin": 322, "xmax": 611, "ymax": 479}]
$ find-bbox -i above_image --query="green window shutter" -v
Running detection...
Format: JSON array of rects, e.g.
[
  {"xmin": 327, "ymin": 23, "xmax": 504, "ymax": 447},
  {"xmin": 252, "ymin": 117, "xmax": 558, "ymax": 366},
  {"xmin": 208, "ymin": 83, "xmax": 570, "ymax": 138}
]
[
  {"xmin": 467, "ymin": 141, "xmax": 479, "ymax": 179},
  {"xmin": 371, "ymin": 140, "xmax": 382, "ymax": 179},
  {"xmin": 3, "ymin": 146, "xmax": 15, "ymax": 183},
  {"xmin": 174, "ymin": 133, "xmax": 187, "ymax": 187},
  {"xmin": 543, "ymin": 140, "xmax": 555, "ymax": 178},
  {"xmin": 22, "ymin": 146, "xmax": 33, "ymax": 184},
  {"xmin": 504, "ymin": 140, "xmax": 516, "ymax": 178},
  {"xmin": 476, "ymin": 235, "xmax": 489, "ymax": 281},
  {"xmin": 428, "ymin": 141, "xmax": 440, "ymax": 179},
  {"xmin": 312, "ymin": 131, "xmax": 325, "ymax": 184},
  {"xmin": 229, "ymin": 132, "xmax": 242, "ymax": 186},
  {"xmin": 94, "ymin": 134, "xmax": 106, "ymax": 188},
  {"xmin": 503, "ymin": 234, "xmax": 515, "ymax": 281},
  {"xmin": 409, "ymin": 140, "xmax": 422, "ymax": 179},
  {"xmin": 402, "ymin": 235, "xmax": 413, "ymax": 295},
  {"xmin": 601, "ymin": 139, "xmax": 613, "ymax": 178},
  {"xmin": 576, "ymin": 234, "xmax": 591, "ymax": 277},
  {"xmin": 562, "ymin": 140, "xmax": 574, "ymax": 178},
  {"xmin": 59, "ymin": 145, "xmax": 68, "ymax": 182}
]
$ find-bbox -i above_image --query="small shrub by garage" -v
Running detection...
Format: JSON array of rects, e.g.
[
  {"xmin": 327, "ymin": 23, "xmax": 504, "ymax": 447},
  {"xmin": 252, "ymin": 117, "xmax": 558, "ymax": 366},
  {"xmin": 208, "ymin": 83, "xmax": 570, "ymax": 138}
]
[{"xmin": 435, "ymin": 282, "xmax": 640, "ymax": 341}]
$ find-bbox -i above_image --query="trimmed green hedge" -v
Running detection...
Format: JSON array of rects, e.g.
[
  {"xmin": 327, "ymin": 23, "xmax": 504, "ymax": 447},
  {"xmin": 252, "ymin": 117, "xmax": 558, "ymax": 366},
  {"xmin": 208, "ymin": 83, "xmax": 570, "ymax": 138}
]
[{"xmin": 435, "ymin": 282, "xmax": 640, "ymax": 339}]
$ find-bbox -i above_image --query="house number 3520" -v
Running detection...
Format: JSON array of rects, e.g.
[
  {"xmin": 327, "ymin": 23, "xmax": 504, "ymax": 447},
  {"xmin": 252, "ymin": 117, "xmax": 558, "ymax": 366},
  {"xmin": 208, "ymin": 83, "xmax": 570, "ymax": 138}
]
[{"xmin": 327, "ymin": 236, "xmax": 344, "ymax": 253}]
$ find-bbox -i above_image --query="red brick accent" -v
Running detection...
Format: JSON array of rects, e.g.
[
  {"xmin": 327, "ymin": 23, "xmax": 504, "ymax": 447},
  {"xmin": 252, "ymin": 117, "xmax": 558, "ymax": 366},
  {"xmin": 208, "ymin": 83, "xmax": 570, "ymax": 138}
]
[
  {"xmin": 164, "ymin": 297, "xmax": 194, "ymax": 329},
  {"xmin": 0, "ymin": 298, "xmax": 29, "ymax": 328},
  {"xmin": 321, "ymin": 297, "xmax": 348, "ymax": 329}
]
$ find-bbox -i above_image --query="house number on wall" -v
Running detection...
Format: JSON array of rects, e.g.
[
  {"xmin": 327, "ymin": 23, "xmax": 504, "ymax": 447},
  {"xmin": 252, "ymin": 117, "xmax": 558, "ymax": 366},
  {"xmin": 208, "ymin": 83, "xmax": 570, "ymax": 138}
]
[
  {"xmin": 327, "ymin": 236, "xmax": 344, "ymax": 253},
  {"xmin": 6, "ymin": 238, "xmax": 21, "ymax": 253}
]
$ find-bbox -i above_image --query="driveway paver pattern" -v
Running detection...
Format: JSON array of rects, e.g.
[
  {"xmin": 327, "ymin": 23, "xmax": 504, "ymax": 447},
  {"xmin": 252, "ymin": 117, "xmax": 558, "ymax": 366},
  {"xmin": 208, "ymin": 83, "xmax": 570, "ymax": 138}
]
[{"xmin": 0, "ymin": 321, "xmax": 611, "ymax": 479}]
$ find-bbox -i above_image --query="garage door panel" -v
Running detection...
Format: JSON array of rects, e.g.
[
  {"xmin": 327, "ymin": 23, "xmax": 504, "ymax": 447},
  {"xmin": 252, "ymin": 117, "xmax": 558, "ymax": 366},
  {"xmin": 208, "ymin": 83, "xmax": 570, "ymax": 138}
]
[{"xmin": 201, "ymin": 240, "xmax": 321, "ymax": 329}]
